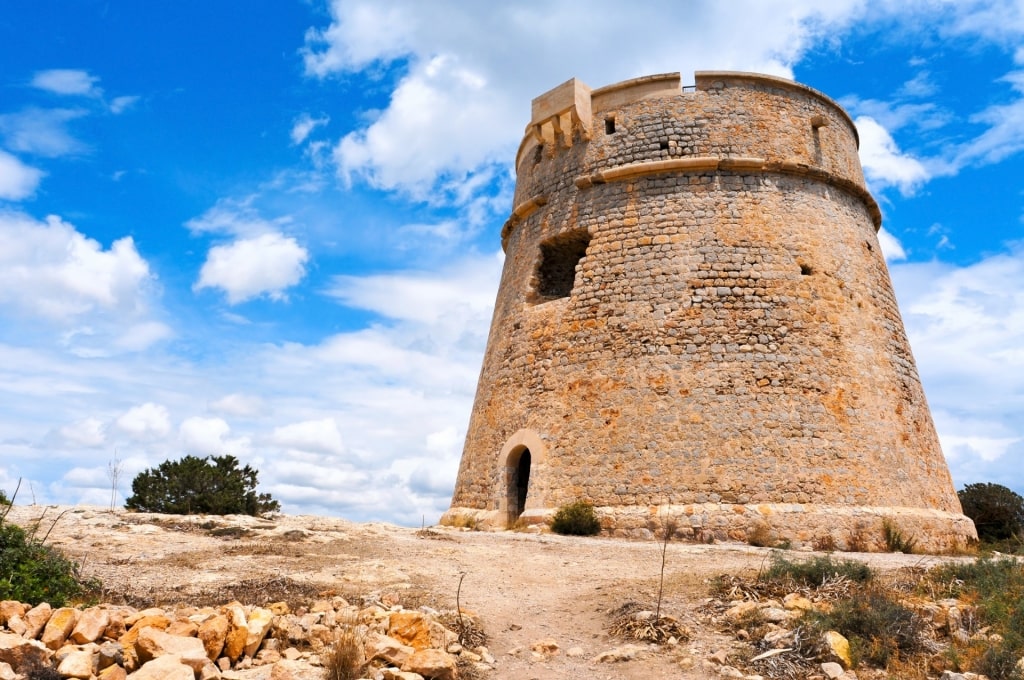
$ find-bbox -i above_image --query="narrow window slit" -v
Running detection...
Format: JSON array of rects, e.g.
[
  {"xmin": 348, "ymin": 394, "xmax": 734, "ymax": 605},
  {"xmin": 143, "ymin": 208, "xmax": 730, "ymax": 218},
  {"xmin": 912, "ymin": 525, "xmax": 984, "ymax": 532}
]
[{"xmin": 605, "ymin": 116, "xmax": 616, "ymax": 134}]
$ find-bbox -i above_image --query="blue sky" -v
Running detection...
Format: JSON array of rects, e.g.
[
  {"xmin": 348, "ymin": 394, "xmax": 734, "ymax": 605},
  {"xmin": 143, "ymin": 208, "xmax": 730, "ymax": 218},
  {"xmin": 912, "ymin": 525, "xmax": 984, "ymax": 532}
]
[{"xmin": 1, "ymin": 1, "xmax": 1022, "ymax": 523}]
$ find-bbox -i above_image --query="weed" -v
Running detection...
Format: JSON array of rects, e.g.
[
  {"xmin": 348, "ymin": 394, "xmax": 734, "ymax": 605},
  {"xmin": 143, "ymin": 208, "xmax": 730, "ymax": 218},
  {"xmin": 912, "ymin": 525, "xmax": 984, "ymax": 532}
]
[
  {"xmin": 847, "ymin": 520, "xmax": 871, "ymax": 552},
  {"xmin": 746, "ymin": 521, "xmax": 773, "ymax": 548},
  {"xmin": 607, "ymin": 600, "xmax": 690, "ymax": 644},
  {"xmin": 761, "ymin": 553, "xmax": 872, "ymax": 589},
  {"xmin": 444, "ymin": 513, "xmax": 481, "ymax": 531},
  {"xmin": 882, "ymin": 518, "xmax": 917, "ymax": 554},
  {"xmin": 550, "ymin": 500, "xmax": 601, "ymax": 536},
  {"xmin": 321, "ymin": 624, "xmax": 365, "ymax": 680},
  {"xmin": 208, "ymin": 525, "xmax": 250, "ymax": 539}
]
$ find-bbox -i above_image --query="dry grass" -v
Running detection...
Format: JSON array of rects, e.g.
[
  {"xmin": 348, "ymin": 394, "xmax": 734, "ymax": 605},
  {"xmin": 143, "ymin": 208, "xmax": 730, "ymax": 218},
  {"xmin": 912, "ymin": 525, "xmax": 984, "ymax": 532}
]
[
  {"xmin": 321, "ymin": 624, "xmax": 365, "ymax": 680},
  {"xmin": 607, "ymin": 600, "xmax": 690, "ymax": 644}
]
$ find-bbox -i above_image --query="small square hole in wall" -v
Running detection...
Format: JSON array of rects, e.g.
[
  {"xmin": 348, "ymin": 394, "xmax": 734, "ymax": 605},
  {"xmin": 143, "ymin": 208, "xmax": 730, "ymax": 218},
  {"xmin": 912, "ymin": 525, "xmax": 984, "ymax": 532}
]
[
  {"xmin": 605, "ymin": 116, "xmax": 616, "ymax": 134},
  {"xmin": 659, "ymin": 140, "xmax": 669, "ymax": 150},
  {"xmin": 532, "ymin": 229, "xmax": 592, "ymax": 302}
]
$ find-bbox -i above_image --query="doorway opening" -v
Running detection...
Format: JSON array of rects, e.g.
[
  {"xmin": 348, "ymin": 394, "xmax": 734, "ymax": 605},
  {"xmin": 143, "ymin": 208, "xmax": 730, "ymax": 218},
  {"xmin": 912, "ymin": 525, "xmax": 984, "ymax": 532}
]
[{"xmin": 508, "ymin": 447, "xmax": 531, "ymax": 525}]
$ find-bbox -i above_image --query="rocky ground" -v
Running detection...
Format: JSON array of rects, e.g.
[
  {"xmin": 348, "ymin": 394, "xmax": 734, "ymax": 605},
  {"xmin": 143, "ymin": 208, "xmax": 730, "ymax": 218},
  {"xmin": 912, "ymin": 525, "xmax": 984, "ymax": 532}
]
[{"xmin": 2, "ymin": 505, "xmax": 981, "ymax": 679}]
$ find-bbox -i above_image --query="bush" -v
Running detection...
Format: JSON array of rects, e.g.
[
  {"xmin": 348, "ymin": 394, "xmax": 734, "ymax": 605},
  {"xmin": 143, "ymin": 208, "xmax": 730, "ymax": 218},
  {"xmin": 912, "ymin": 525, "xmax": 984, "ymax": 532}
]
[
  {"xmin": 761, "ymin": 554, "xmax": 872, "ymax": 588},
  {"xmin": 125, "ymin": 454, "xmax": 280, "ymax": 516},
  {"xmin": 0, "ymin": 519, "xmax": 96, "ymax": 606},
  {"xmin": 550, "ymin": 500, "xmax": 601, "ymax": 536},
  {"xmin": 806, "ymin": 587, "xmax": 926, "ymax": 667},
  {"xmin": 958, "ymin": 483, "xmax": 1024, "ymax": 544}
]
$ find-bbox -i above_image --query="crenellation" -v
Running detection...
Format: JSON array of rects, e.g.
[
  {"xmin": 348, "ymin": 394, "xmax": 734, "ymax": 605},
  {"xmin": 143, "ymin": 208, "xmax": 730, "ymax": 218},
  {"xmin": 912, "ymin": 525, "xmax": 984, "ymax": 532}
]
[{"xmin": 445, "ymin": 71, "xmax": 976, "ymax": 551}]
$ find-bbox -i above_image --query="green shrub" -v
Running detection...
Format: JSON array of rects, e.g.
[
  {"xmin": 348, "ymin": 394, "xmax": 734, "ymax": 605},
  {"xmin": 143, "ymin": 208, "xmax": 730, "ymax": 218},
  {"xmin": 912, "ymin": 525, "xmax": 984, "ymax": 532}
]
[
  {"xmin": 761, "ymin": 553, "xmax": 872, "ymax": 588},
  {"xmin": 805, "ymin": 587, "xmax": 926, "ymax": 667},
  {"xmin": 125, "ymin": 454, "xmax": 280, "ymax": 516},
  {"xmin": 882, "ymin": 518, "xmax": 917, "ymax": 553},
  {"xmin": 958, "ymin": 483, "xmax": 1024, "ymax": 545},
  {"xmin": 550, "ymin": 500, "xmax": 601, "ymax": 536},
  {"xmin": 0, "ymin": 520, "xmax": 96, "ymax": 606}
]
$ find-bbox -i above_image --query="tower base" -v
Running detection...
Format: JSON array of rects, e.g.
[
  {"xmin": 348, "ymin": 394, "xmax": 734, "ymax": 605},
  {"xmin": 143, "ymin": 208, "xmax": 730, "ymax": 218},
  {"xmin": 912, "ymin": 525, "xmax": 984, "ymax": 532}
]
[{"xmin": 442, "ymin": 503, "xmax": 977, "ymax": 553}]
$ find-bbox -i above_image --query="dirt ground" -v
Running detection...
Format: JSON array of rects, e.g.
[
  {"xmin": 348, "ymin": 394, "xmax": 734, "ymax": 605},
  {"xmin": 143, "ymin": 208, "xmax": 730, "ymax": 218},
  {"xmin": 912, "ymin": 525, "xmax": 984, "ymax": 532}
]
[{"xmin": 4, "ymin": 505, "xmax": 962, "ymax": 679}]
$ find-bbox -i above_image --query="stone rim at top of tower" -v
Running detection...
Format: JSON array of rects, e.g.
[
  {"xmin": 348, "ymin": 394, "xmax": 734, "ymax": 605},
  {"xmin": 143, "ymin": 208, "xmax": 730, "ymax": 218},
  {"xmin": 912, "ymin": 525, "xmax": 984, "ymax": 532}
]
[{"xmin": 515, "ymin": 70, "xmax": 861, "ymax": 173}]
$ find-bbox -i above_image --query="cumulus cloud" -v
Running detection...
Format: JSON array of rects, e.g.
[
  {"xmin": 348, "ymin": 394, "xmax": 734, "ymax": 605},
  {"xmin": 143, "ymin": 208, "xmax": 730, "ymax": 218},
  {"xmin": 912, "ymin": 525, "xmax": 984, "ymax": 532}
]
[
  {"xmin": 186, "ymin": 198, "xmax": 291, "ymax": 238},
  {"xmin": 0, "ymin": 211, "xmax": 154, "ymax": 321},
  {"xmin": 271, "ymin": 418, "xmax": 345, "ymax": 456},
  {"xmin": 31, "ymin": 69, "xmax": 102, "ymax": 97},
  {"xmin": 0, "ymin": 150, "xmax": 44, "ymax": 200},
  {"xmin": 194, "ymin": 232, "xmax": 309, "ymax": 304},
  {"xmin": 179, "ymin": 417, "xmax": 250, "ymax": 457},
  {"xmin": 115, "ymin": 403, "xmax": 172, "ymax": 439},
  {"xmin": 856, "ymin": 116, "xmax": 930, "ymax": 194},
  {"xmin": 210, "ymin": 393, "xmax": 267, "ymax": 418},
  {"xmin": 877, "ymin": 228, "xmax": 907, "ymax": 262},
  {"xmin": 58, "ymin": 418, "xmax": 107, "ymax": 448},
  {"xmin": 291, "ymin": 113, "xmax": 329, "ymax": 145}
]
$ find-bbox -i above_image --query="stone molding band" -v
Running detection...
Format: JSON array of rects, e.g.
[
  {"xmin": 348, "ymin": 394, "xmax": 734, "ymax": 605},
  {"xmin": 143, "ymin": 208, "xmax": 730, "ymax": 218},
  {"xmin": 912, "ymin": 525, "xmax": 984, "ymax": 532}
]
[{"xmin": 502, "ymin": 156, "xmax": 882, "ymax": 249}]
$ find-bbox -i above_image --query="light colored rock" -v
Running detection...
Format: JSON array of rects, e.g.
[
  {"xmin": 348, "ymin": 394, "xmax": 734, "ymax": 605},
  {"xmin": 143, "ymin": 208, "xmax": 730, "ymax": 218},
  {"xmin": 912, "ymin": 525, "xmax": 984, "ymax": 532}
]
[
  {"xmin": 0, "ymin": 602, "xmax": 25, "ymax": 627},
  {"xmin": 0, "ymin": 630, "xmax": 52, "ymax": 669},
  {"xmin": 128, "ymin": 653, "xmax": 195, "ymax": 680},
  {"xmin": 268, "ymin": 658, "xmax": 311, "ymax": 680},
  {"xmin": 821, "ymin": 661, "xmax": 846, "ymax": 679},
  {"xmin": 593, "ymin": 643, "xmax": 647, "ymax": 662},
  {"xmin": 761, "ymin": 607, "xmax": 791, "ymax": 623},
  {"xmin": 783, "ymin": 594, "xmax": 814, "ymax": 611},
  {"xmin": 823, "ymin": 630, "xmax": 852, "ymax": 669},
  {"xmin": 99, "ymin": 665, "xmax": 128, "ymax": 680},
  {"xmin": 530, "ymin": 638, "xmax": 560, "ymax": 656},
  {"xmin": 98, "ymin": 640, "xmax": 125, "ymax": 670},
  {"xmin": 71, "ymin": 607, "xmax": 111, "ymax": 644},
  {"xmin": 365, "ymin": 632, "xmax": 414, "ymax": 666},
  {"xmin": 23, "ymin": 602, "xmax": 52, "ymax": 640},
  {"xmin": 198, "ymin": 660, "xmax": 221, "ymax": 680},
  {"xmin": 244, "ymin": 607, "xmax": 274, "ymax": 658},
  {"xmin": 387, "ymin": 611, "xmax": 445, "ymax": 651},
  {"xmin": 3, "ymin": 615, "xmax": 26, "ymax": 637},
  {"xmin": 136, "ymin": 627, "xmax": 209, "ymax": 671},
  {"xmin": 222, "ymin": 604, "xmax": 248, "ymax": 662},
  {"xmin": 382, "ymin": 670, "xmax": 423, "ymax": 680},
  {"xmin": 0, "ymin": 660, "xmax": 16, "ymax": 680},
  {"xmin": 166, "ymin": 620, "xmax": 198, "ymax": 638},
  {"xmin": 199, "ymin": 614, "xmax": 229, "ymax": 661},
  {"xmin": 401, "ymin": 648, "xmax": 457, "ymax": 680},
  {"xmin": 57, "ymin": 648, "xmax": 95, "ymax": 679},
  {"xmin": 119, "ymin": 614, "xmax": 171, "ymax": 648},
  {"xmin": 725, "ymin": 601, "xmax": 761, "ymax": 621},
  {"xmin": 41, "ymin": 606, "xmax": 78, "ymax": 650}
]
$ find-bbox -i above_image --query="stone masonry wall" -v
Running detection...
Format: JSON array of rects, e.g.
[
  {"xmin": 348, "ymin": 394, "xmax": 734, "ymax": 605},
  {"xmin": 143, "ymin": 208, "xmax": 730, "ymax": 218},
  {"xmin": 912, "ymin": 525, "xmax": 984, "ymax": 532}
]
[{"xmin": 445, "ymin": 72, "xmax": 975, "ymax": 551}]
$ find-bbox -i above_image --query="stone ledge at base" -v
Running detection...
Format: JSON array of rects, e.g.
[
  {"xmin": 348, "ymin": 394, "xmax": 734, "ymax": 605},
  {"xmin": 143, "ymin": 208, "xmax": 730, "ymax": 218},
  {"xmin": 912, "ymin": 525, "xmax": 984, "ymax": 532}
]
[{"xmin": 441, "ymin": 503, "xmax": 977, "ymax": 554}]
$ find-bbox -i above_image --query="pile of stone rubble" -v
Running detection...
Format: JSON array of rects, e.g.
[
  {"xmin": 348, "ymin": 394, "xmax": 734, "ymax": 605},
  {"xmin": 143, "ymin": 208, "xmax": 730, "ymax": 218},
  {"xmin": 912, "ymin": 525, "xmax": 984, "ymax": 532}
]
[{"xmin": 0, "ymin": 594, "xmax": 491, "ymax": 680}]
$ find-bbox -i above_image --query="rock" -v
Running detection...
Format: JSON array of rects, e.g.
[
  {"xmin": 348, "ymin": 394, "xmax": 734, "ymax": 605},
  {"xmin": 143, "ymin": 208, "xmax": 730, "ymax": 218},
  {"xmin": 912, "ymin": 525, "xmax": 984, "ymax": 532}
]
[
  {"xmin": 364, "ymin": 632, "xmax": 414, "ymax": 666},
  {"xmin": 56, "ymin": 648, "xmax": 95, "ymax": 679},
  {"xmin": 199, "ymin": 614, "xmax": 229, "ymax": 661},
  {"xmin": 401, "ymin": 648, "xmax": 457, "ymax": 680},
  {"xmin": 119, "ymin": 614, "xmax": 171, "ymax": 648},
  {"xmin": 530, "ymin": 638, "xmax": 560, "ymax": 657},
  {"xmin": 0, "ymin": 631, "xmax": 52, "ymax": 670},
  {"xmin": 41, "ymin": 607, "xmax": 78, "ymax": 650},
  {"xmin": 718, "ymin": 666, "xmax": 745, "ymax": 678},
  {"xmin": 566, "ymin": 646, "xmax": 585, "ymax": 657},
  {"xmin": 71, "ymin": 606, "xmax": 111, "ymax": 644},
  {"xmin": 708, "ymin": 649, "xmax": 730, "ymax": 665},
  {"xmin": 476, "ymin": 646, "xmax": 495, "ymax": 664},
  {"xmin": 105, "ymin": 610, "xmax": 128, "ymax": 640},
  {"xmin": 197, "ymin": 660, "xmax": 221, "ymax": 680},
  {"xmin": 382, "ymin": 670, "xmax": 424, "ymax": 680},
  {"xmin": 388, "ymin": 611, "xmax": 445, "ymax": 651},
  {"xmin": 269, "ymin": 658, "xmax": 310, "ymax": 680},
  {"xmin": 823, "ymin": 630, "xmax": 852, "ymax": 669},
  {"xmin": 761, "ymin": 607, "xmax": 791, "ymax": 623},
  {"xmin": 129, "ymin": 653, "xmax": 196, "ymax": 680},
  {"xmin": 0, "ymin": 661, "xmax": 16, "ymax": 680},
  {"xmin": 0, "ymin": 602, "xmax": 25, "ymax": 627},
  {"xmin": 3, "ymin": 616, "xmax": 26, "ymax": 637},
  {"xmin": 23, "ymin": 602, "xmax": 52, "ymax": 640},
  {"xmin": 783, "ymin": 594, "xmax": 814, "ymax": 612},
  {"xmin": 821, "ymin": 661, "xmax": 846, "ymax": 679},
  {"xmin": 166, "ymin": 620, "xmax": 198, "ymax": 638},
  {"xmin": 98, "ymin": 640, "xmax": 125, "ymax": 670},
  {"xmin": 136, "ymin": 627, "xmax": 209, "ymax": 671},
  {"xmin": 724, "ymin": 601, "xmax": 761, "ymax": 621},
  {"xmin": 222, "ymin": 604, "xmax": 248, "ymax": 662},
  {"xmin": 593, "ymin": 644, "xmax": 647, "ymax": 662},
  {"xmin": 99, "ymin": 664, "xmax": 128, "ymax": 680},
  {"xmin": 244, "ymin": 607, "xmax": 275, "ymax": 658}
]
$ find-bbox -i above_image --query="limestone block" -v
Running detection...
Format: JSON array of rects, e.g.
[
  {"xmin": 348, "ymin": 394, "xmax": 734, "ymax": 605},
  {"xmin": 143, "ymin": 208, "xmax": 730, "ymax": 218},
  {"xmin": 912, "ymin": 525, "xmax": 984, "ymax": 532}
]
[
  {"xmin": 23, "ymin": 602, "xmax": 52, "ymax": 640},
  {"xmin": 243, "ymin": 607, "xmax": 274, "ymax": 658},
  {"xmin": 401, "ymin": 648, "xmax": 457, "ymax": 680},
  {"xmin": 128, "ymin": 653, "xmax": 195, "ymax": 680},
  {"xmin": 0, "ymin": 602, "xmax": 26, "ymax": 627},
  {"xmin": 135, "ymin": 627, "xmax": 208, "ymax": 671},
  {"xmin": 0, "ymin": 631, "xmax": 52, "ymax": 671},
  {"xmin": 56, "ymin": 648, "xmax": 95, "ymax": 679},
  {"xmin": 198, "ymin": 614, "xmax": 229, "ymax": 661},
  {"xmin": 71, "ymin": 606, "xmax": 111, "ymax": 644},
  {"xmin": 364, "ymin": 631, "xmax": 414, "ymax": 666},
  {"xmin": 41, "ymin": 607, "xmax": 78, "ymax": 650},
  {"xmin": 823, "ymin": 630, "xmax": 852, "ymax": 668}
]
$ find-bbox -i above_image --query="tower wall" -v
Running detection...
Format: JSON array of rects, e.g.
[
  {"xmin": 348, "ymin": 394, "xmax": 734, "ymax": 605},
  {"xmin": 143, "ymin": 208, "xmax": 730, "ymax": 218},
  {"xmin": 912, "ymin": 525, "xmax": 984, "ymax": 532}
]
[{"xmin": 444, "ymin": 72, "xmax": 976, "ymax": 551}]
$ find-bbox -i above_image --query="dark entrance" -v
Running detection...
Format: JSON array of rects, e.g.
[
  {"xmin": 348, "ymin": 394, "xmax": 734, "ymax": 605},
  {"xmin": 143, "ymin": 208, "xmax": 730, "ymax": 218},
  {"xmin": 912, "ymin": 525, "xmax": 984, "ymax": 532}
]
[{"xmin": 509, "ymin": 447, "xmax": 531, "ymax": 524}]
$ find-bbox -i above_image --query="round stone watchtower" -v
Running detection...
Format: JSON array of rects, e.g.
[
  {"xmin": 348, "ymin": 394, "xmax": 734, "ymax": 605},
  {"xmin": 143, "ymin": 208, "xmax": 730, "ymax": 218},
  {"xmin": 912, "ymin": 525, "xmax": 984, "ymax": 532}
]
[{"xmin": 442, "ymin": 71, "xmax": 976, "ymax": 551}]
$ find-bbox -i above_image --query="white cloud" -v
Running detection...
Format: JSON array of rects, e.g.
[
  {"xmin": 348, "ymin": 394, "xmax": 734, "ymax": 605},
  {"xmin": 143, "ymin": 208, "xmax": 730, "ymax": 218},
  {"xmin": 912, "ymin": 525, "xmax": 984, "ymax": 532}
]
[
  {"xmin": 948, "ymin": 69, "xmax": 1024, "ymax": 169},
  {"xmin": 186, "ymin": 198, "xmax": 290, "ymax": 237},
  {"xmin": 0, "ymin": 150, "xmax": 44, "ymax": 200},
  {"xmin": 877, "ymin": 227, "xmax": 907, "ymax": 262},
  {"xmin": 210, "ymin": 393, "xmax": 266, "ymax": 418},
  {"xmin": 194, "ymin": 233, "xmax": 309, "ymax": 304},
  {"xmin": 855, "ymin": 115, "xmax": 930, "ymax": 194},
  {"xmin": 58, "ymin": 418, "xmax": 107, "ymax": 448},
  {"xmin": 291, "ymin": 113, "xmax": 329, "ymax": 145},
  {"xmin": 0, "ymin": 211, "xmax": 154, "ymax": 322},
  {"xmin": 0, "ymin": 108, "xmax": 88, "ymax": 157},
  {"xmin": 109, "ymin": 95, "xmax": 140, "ymax": 114},
  {"xmin": 115, "ymin": 322, "xmax": 174, "ymax": 352},
  {"xmin": 31, "ymin": 69, "xmax": 102, "ymax": 97},
  {"xmin": 115, "ymin": 403, "xmax": 171, "ymax": 439},
  {"xmin": 271, "ymin": 418, "xmax": 345, "ymax": 456},
  {"xmin": 179, "ymin": 416, "xmax": 250, "ymax": 457}
]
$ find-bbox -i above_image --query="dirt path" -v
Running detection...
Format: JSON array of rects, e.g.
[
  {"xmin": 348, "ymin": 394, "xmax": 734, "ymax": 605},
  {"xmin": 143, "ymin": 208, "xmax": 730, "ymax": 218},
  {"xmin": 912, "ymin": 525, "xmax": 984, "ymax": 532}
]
[{"xmin": 5, "ymin": 505, "xmax": 958, "ymax": 679}]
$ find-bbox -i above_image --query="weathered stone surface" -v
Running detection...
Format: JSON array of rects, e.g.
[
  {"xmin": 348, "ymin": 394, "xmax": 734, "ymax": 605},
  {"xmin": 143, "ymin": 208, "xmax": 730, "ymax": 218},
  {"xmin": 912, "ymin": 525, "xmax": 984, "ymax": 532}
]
[
  {"xmin": 530, "ymin": 638, "xmax": 560, "ymax": 658},
  {"xmin": 41, "ymin": 607, "xmax": 78, "ymax": 650},
  {"xmin": 268, "ymin": 659, "xmax": 310, "ymax": 680},
  {"xmin": 23, "ymin": 602, "xmax": 52, "ymax": 640},
  {"xmin": 71, "ymin": 606, "xmax": 111, "ymax": 644},
  {"xmin": 57, "ymin": 648, "xmax": 95, "ymax": 679},
  {"xmin": 387, "ymin": 611, "xmax": 444, "ymax": 651},
  {"xmin": 443, "ymin": 70, "xmax": 976, "ymax": 552},
  {"xmin": 128, "ymin": 653, "xmax": 195, "ymax": 680},
  {"xmin": 382, "ymin": 670, "xmax": 423, "ymax": 680},
  {"xmin": 199, "ymin": 614, "xmax": 229, "ymax": 661},
  {"xmin": 365, "ymin": 632, "xmax": 414, "ymax": 666},
  {"xmin": 0, "ymin": 602, "xmax": 25, "ymax": 626},
  {"xmin": 119, "ymin": 614, "xmax": 171, "ymax": 648},
  {"xmin": 98, "ymin": 640, "xmax": 125, "ymax": 670},
  {"xmin": 135, "ymin": 627, "xmax": 208, "ymax": 671},
  {"xmin": 593, "ymin": 643, "xmax": 647, "ymax": 662},
  {"xmin": 222, "ymin": 604, "xmax": 248, "ymax": 662},
  {"xmin": 821, "ymin": 661, "xmax": 846, "ymax": 679},
  {"xmin": 99, "ymin": 664, "xmax": 128, "ymax": 680},
  {"xmin": 0, "ymin": 632, "xmax": 51, "ymax": 670},
  {"xmin": 823, "ymin": 630, "xmax": 852, "ymax": 669},
  {"xmin": 243, "ymin": 607, "xmax": 274, "ymax": 658},
  {"xmin": 401, "ymin": 648, "xmax": 456, "ymax": 680},
  {"xmin": 0, "ymin": 661, "xmax": 15, "ymax": 680}
]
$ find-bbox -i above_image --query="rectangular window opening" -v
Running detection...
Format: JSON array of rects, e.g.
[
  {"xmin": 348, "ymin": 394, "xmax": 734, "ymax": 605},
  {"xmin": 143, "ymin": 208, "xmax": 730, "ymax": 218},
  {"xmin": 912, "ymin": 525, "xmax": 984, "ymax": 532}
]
[{"xmin": 605, "ymin": 116, "xmax": 616, "ymax": 135}]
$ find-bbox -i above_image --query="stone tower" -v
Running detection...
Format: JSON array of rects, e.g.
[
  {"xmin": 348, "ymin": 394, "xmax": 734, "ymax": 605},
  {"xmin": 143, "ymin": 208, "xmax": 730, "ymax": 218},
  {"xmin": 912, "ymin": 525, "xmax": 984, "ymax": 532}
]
[{"xmin": 442, "ymin": 71, "xmax": 976, "ymax": 551}]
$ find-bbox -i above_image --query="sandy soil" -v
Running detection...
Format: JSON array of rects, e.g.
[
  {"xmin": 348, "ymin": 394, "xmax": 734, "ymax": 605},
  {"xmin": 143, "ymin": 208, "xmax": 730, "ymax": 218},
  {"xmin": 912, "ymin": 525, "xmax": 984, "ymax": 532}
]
[{"xmin": 3, "ymin": 505, "xmax": 960, "ymax": 679}]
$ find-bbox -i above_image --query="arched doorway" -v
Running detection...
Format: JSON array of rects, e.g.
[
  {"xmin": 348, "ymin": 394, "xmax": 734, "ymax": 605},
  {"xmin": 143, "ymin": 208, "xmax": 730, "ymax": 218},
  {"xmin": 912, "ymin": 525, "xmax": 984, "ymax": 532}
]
[{"xmin": 508, "ymin": 447, "xmax": 531, "ymax": 525}]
